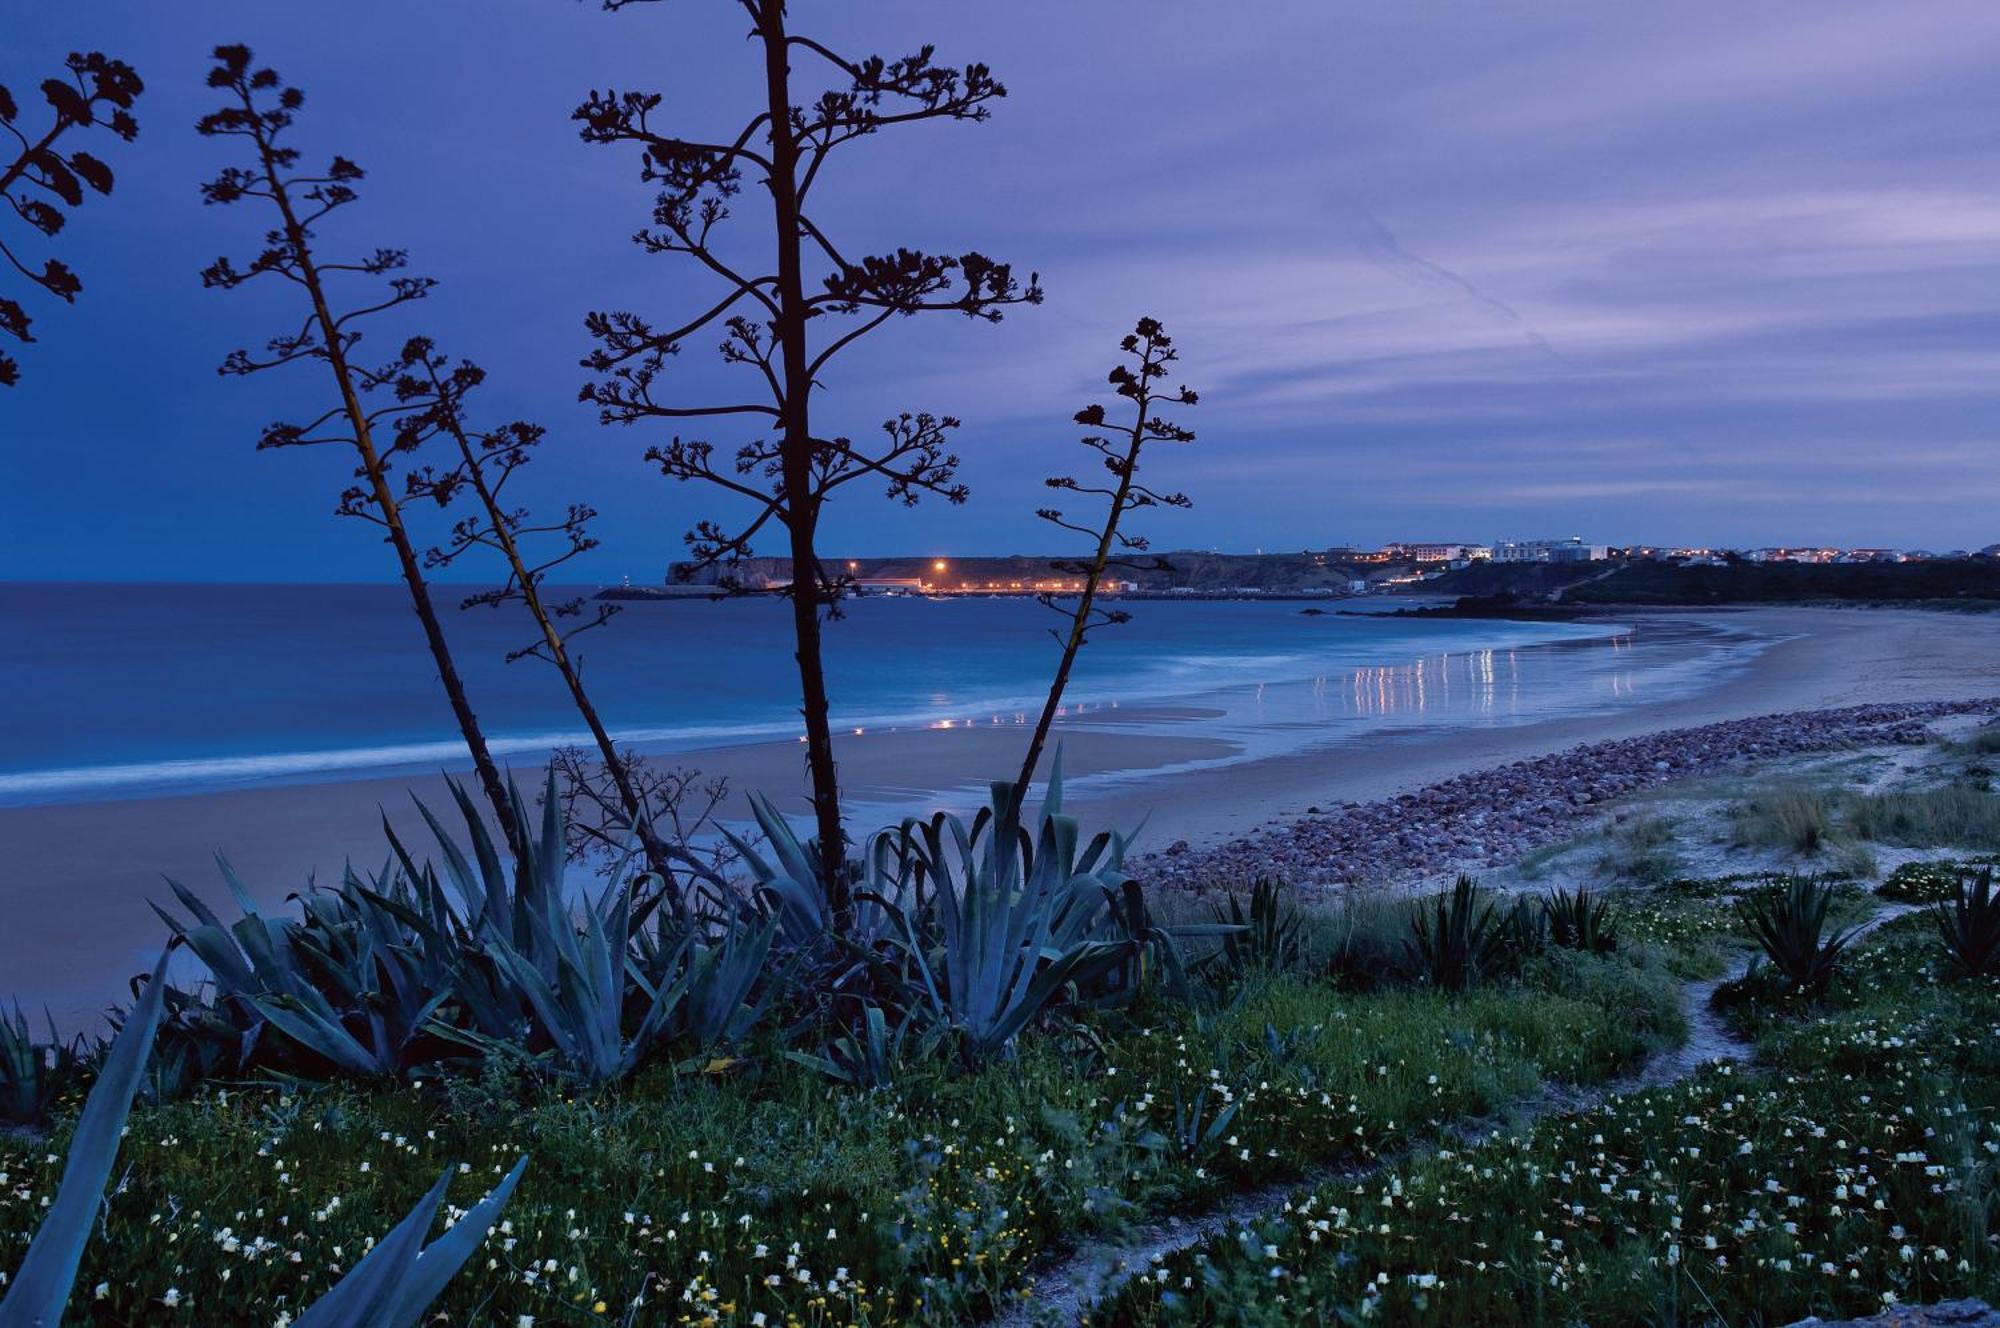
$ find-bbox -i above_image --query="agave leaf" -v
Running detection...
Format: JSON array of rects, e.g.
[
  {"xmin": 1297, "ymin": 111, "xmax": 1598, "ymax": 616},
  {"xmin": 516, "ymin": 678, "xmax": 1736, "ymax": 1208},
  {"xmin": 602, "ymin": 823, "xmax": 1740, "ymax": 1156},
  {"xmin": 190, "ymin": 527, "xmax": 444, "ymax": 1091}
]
[
  {"xmin": 0, "ymin": 952, "xmax": 169, "ymax": 1327},
  {"xmin": 292, "ymin": 1156, "xmax": 526, "ymax": 1328},
  {"xmin": 1042, "ymin": 745, "xmax": 1066, "ymax": 819},
  {"xmin": 748, "ymin": 794, "xmax": 819, "ymax": 896},
  {"xmin": 417, "ymin": 783, "xmax": 504, "ymax": 939}
]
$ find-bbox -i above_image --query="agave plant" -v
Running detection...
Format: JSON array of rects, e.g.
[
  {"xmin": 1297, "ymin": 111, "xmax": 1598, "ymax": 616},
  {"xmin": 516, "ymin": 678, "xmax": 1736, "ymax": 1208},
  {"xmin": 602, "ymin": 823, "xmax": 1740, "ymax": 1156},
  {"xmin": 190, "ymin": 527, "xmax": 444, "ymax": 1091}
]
[
  {"xmin": 1933, "ymin": 866, "xmax": 2000, "ymax": 978},
  {"xmin": 0, "ymin": 952, "xmax": 167, "ymax": 1326},
  {"xmin": 1098, "ymin": 878, "xmax": 1239, "ymax": 1001},
  {"xmin": 150, "ymin": 859, "xmax": 447, "ymax": 1079},
  {"xmin": 1737, "ymin": 874, "xmax": 1860, "ymax": 996},
  {"xmin": 1406, "ymin": 876, "xmax": 1504, "ymax": 992},
  {"xmin": 1206, "ymin": 877, "xmax": 1303, "ymax": 977},
  {"xmin": 630, "ymin": 909, "xmax": 790, "ymax": 1063},
  {"xmin": 475, "ymin": 876, "xmax": 683, "ymax": 1085},
  {"xmin": 867, "ymin": 768, "xmax": 1143, "ymax": 1060},
  {"xmin": 1164, "ymin": 1083, "xmax": 1241, "ymax": 1163},
  {"xmin": 1543, "ymin": 886, "xmax": 1619, "ymax": 954},
  {"xmin": 0, "ymin": 1003, "xmax": 82, "ymax": 1128},
  {"xmin": 785, "ymin": 1002, "xmax": 932, "ymax": 1088},
  {"xmin": 721, "ymin": 792, "xmax": 839, "ymax": 944},
  {"xmin": 1499, "ymin": 894, "xmax": 1549, "ymax": 958}
]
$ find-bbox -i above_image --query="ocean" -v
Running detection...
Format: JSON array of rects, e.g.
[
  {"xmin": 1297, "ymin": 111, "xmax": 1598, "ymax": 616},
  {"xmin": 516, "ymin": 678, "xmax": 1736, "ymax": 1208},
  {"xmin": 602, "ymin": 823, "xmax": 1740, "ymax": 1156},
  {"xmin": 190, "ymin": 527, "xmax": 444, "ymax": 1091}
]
[{"xmin": 0, "ymin": 583, "xmax": 1764, "ymax": 808}]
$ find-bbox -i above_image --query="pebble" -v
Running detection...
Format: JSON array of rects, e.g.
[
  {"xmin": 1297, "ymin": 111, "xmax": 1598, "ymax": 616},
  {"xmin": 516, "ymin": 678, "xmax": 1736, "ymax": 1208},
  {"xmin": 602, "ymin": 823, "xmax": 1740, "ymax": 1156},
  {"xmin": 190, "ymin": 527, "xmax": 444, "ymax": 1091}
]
[{"xmin": 1137, "ymin": 699, "xmax": 2000, "ymax": 893}]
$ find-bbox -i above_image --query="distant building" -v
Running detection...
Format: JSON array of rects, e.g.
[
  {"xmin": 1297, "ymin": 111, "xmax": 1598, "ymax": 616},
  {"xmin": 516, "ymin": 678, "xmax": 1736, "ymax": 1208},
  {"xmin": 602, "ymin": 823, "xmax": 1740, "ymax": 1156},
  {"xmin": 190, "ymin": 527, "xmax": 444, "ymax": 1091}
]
[
  {"xmin": 1744, "ymin": 547, "xmax": 1839, "ymax": 564},
  {"xmin": 1493, "ymin": 536, "xmax": 1607, "ymax": 564},
  {"xmin": 1383, "ymin": 541, "xmax": 1490, "ymax": 563}
]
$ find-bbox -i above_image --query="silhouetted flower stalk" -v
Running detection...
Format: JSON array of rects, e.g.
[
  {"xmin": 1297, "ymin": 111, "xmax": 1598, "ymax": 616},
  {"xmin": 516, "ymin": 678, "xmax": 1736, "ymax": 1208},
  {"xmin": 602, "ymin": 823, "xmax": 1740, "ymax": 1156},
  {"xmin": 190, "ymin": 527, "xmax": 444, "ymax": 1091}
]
[
  {"xmin": 577, "ymin": 0, "xmax": 1041, "ymax": 928},
  {"xmin": 1017, "ymin": 318, "xmax": 1197, "ymax": 795},
  {"xmin": 195, "ymin": 45, "xmax": 518, "ymax": 847},
  {"xmin": 395, "ymin": 338, "xmax": 703, "ymax": 909},
  {"xmin": 0, "ymin": 51, "xmax": 142, "ymax": 387}
]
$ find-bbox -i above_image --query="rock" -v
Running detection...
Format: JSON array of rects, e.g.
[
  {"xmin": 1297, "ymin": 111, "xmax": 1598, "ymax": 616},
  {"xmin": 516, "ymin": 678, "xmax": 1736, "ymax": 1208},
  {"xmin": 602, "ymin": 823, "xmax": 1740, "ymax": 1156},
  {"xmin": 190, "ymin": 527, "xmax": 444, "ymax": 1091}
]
[
  {"xmin": 1784, "ymin": 1300, "xmax": 2000, "ymax": 1328},
  {"xmin": 1137, "ymin": 699, "xmax": 2000, "ymax": 893}
]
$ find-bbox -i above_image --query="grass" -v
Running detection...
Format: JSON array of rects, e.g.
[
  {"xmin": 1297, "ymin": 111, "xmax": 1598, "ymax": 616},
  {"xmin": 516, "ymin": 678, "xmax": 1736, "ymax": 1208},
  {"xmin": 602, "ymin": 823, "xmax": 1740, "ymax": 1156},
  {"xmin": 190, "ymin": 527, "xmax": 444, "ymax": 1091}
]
[
  {"xmin": 1946, "ymin": 722, "xmax": 2000, "ymax": 757},
  {"xmin": 1730, "ymin": 781, "xmax": 2000, "ymax": 862},
  {"xmin": 1089, "ymin": 913, "xmax": 2000, "ymax": 1327},
  {"xmin": 1514, "ymin": 836, "xmax": 1587, "ymax": 883},
  {"xmin": 1730, "ymin": 784, "xmax": 1841, "ymax": 856},
  {"xmin": 1594, "ymin": 814, "xmax": 1684, "ymax": 886},
  {"xmin": 1845, "ymin": 783, "xmax": 2000, "ymax": 849},
  {"xmin": 0, "ymin": 946, "xmax": 1683, "ymax": 1326}
]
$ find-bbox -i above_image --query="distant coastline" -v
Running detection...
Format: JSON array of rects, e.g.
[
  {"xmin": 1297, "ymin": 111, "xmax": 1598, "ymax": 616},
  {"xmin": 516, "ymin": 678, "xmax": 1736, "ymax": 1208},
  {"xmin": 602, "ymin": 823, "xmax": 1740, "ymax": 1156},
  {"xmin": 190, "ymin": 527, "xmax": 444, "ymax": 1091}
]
[{"xmin": 595, "ymin": 549, "xmax": 2000, "ymax": 608}]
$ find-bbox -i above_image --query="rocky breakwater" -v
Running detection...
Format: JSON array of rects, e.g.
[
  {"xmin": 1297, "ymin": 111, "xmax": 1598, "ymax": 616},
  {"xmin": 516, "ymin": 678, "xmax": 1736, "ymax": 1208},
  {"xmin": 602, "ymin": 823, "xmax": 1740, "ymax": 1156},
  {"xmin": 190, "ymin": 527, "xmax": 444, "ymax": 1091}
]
[{"xmin": 1141, "ymin": 699, "xmax": 2000, "ymax": 893}]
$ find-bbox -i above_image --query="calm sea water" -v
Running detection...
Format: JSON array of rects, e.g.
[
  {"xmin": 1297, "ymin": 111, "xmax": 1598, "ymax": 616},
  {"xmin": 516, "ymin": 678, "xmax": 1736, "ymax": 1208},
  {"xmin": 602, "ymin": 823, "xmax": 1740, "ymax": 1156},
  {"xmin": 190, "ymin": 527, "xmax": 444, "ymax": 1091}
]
[{"xmin": 0, "ymin": 583, "xmax": 1764, "ymax": 807}]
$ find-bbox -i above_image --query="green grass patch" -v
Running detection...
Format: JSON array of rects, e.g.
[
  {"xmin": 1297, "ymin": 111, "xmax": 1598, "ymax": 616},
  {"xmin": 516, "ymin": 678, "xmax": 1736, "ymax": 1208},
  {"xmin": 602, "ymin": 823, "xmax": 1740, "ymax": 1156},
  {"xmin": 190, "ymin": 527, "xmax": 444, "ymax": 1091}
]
[
  {"xmin": 1091, "ymin": 914, "xmax": 2000, "ymax": 1327},
  {"xmin": 0, "ymin": 955, "xmax": 1683, "ymax": 1326}
]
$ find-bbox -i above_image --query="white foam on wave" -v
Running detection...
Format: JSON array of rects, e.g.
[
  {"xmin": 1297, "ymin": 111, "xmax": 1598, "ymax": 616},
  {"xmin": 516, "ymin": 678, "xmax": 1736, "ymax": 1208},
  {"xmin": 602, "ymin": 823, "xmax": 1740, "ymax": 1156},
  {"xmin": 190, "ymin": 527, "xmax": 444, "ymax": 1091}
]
[{"xmin": 0, "ymin": 617, "xmax": 1637, "ymax": 805}]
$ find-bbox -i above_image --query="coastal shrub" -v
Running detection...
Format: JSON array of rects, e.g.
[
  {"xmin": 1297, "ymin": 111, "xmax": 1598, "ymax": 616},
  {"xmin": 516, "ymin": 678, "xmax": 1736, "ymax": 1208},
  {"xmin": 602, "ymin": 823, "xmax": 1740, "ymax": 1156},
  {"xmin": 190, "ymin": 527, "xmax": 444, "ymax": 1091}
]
[
  {"xmin": 1406, "ymin": 876, "xmax": 1505, "ymax": 993},
  {"xmin": 1735, "ymin": 874, "xmax": 1861, "ymax": 997},
  {"xmin": 1933, "ymin": 867, "xmax": 2000, "ymax": 978},
  {"xmin": 1731, "ymin": 784, "xmax": 1841, "ymax": 856},
  {"xmin": 1846, "ymin": 782, "xmax": 2000, "ymax": 849},
  {"xmin": 0, "ymin": 1004, "xmax": 83, "ymax": 1129},
  {"xmin": 1543, "ymin": 886, "xmax": 1618, "ymax": 953}
]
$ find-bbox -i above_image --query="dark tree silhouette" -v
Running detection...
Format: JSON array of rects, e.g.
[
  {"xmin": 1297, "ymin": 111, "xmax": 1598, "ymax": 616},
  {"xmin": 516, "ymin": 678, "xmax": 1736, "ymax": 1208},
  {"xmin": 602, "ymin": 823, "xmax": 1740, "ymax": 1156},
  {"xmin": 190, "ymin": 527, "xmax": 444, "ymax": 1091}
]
[
  {"xmin": 394, "ymin": 337, "xmax": 704, "ymax": 906},
  {"xmin": 0, "ymin": 51, "xmax": 142, "ymax": 387},
  {"xmin": 577, "ymin": 1, "xmax": 1041, "ymax": 926},
  {"xmin": 195, "ymin": 45, "xmax": 518, "ymax": 848},
  {"xmin": 1018, "ymin": 318, "xmax": 1197, "ymax": 795}
]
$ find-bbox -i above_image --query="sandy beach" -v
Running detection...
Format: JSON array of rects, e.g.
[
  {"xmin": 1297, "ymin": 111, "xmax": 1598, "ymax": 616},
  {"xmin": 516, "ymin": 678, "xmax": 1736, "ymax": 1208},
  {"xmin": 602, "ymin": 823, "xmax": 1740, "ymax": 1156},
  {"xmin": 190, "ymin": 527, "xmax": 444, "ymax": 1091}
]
[{"xmin": 5, "ymin": 605, "xmax": 1997, "ymax": 1030}]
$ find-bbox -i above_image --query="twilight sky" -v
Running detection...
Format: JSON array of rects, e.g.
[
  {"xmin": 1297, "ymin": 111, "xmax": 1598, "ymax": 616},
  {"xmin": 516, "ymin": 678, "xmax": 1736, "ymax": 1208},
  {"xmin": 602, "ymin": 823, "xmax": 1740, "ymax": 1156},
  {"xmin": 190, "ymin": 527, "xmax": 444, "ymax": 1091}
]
[{"xmin": 4, "ymin": 1, "xmax": 1999, "ymax": 582}]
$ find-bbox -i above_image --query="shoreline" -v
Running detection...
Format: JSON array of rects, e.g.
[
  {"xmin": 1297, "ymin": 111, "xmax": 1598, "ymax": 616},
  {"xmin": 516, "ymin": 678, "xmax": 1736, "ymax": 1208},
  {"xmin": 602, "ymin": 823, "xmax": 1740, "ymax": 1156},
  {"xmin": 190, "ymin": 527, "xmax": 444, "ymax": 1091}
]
[{"xmin": 5, "ymin": 605, "xmax": 1999, "ymax": 1030}]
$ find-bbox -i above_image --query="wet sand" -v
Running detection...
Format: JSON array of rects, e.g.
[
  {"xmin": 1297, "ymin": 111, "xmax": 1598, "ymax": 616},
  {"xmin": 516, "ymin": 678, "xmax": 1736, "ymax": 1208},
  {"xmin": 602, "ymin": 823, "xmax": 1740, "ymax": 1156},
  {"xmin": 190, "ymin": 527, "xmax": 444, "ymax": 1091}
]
[{"xmin": 4, "ymin": 606, "xmax": 1996, "ymax": 1029}]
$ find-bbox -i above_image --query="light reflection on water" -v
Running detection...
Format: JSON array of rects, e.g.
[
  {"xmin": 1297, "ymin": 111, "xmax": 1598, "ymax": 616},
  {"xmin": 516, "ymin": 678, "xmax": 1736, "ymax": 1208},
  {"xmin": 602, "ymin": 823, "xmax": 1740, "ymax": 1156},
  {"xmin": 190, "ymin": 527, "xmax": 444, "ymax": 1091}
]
[{"xmin": 840, "ymin": 620, "xmax": 1768, "ymax": 825}]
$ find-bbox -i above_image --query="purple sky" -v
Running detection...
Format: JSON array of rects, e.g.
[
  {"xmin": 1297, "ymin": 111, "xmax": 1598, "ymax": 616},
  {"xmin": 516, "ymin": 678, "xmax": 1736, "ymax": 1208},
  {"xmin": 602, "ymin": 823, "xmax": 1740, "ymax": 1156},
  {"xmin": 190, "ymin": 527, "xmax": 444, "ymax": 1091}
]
[{"xmin": 5, "ymin": 2, "xmax": 1999, "ymax": 581}]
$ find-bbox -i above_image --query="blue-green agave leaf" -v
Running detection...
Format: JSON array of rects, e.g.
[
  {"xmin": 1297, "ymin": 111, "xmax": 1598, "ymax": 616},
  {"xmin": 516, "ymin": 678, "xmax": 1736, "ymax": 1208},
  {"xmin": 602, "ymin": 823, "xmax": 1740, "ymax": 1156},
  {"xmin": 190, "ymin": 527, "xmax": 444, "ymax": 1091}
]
[{"xmin": 0, "ymin": 951, "xmax": 169, "ymax": 1328}]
